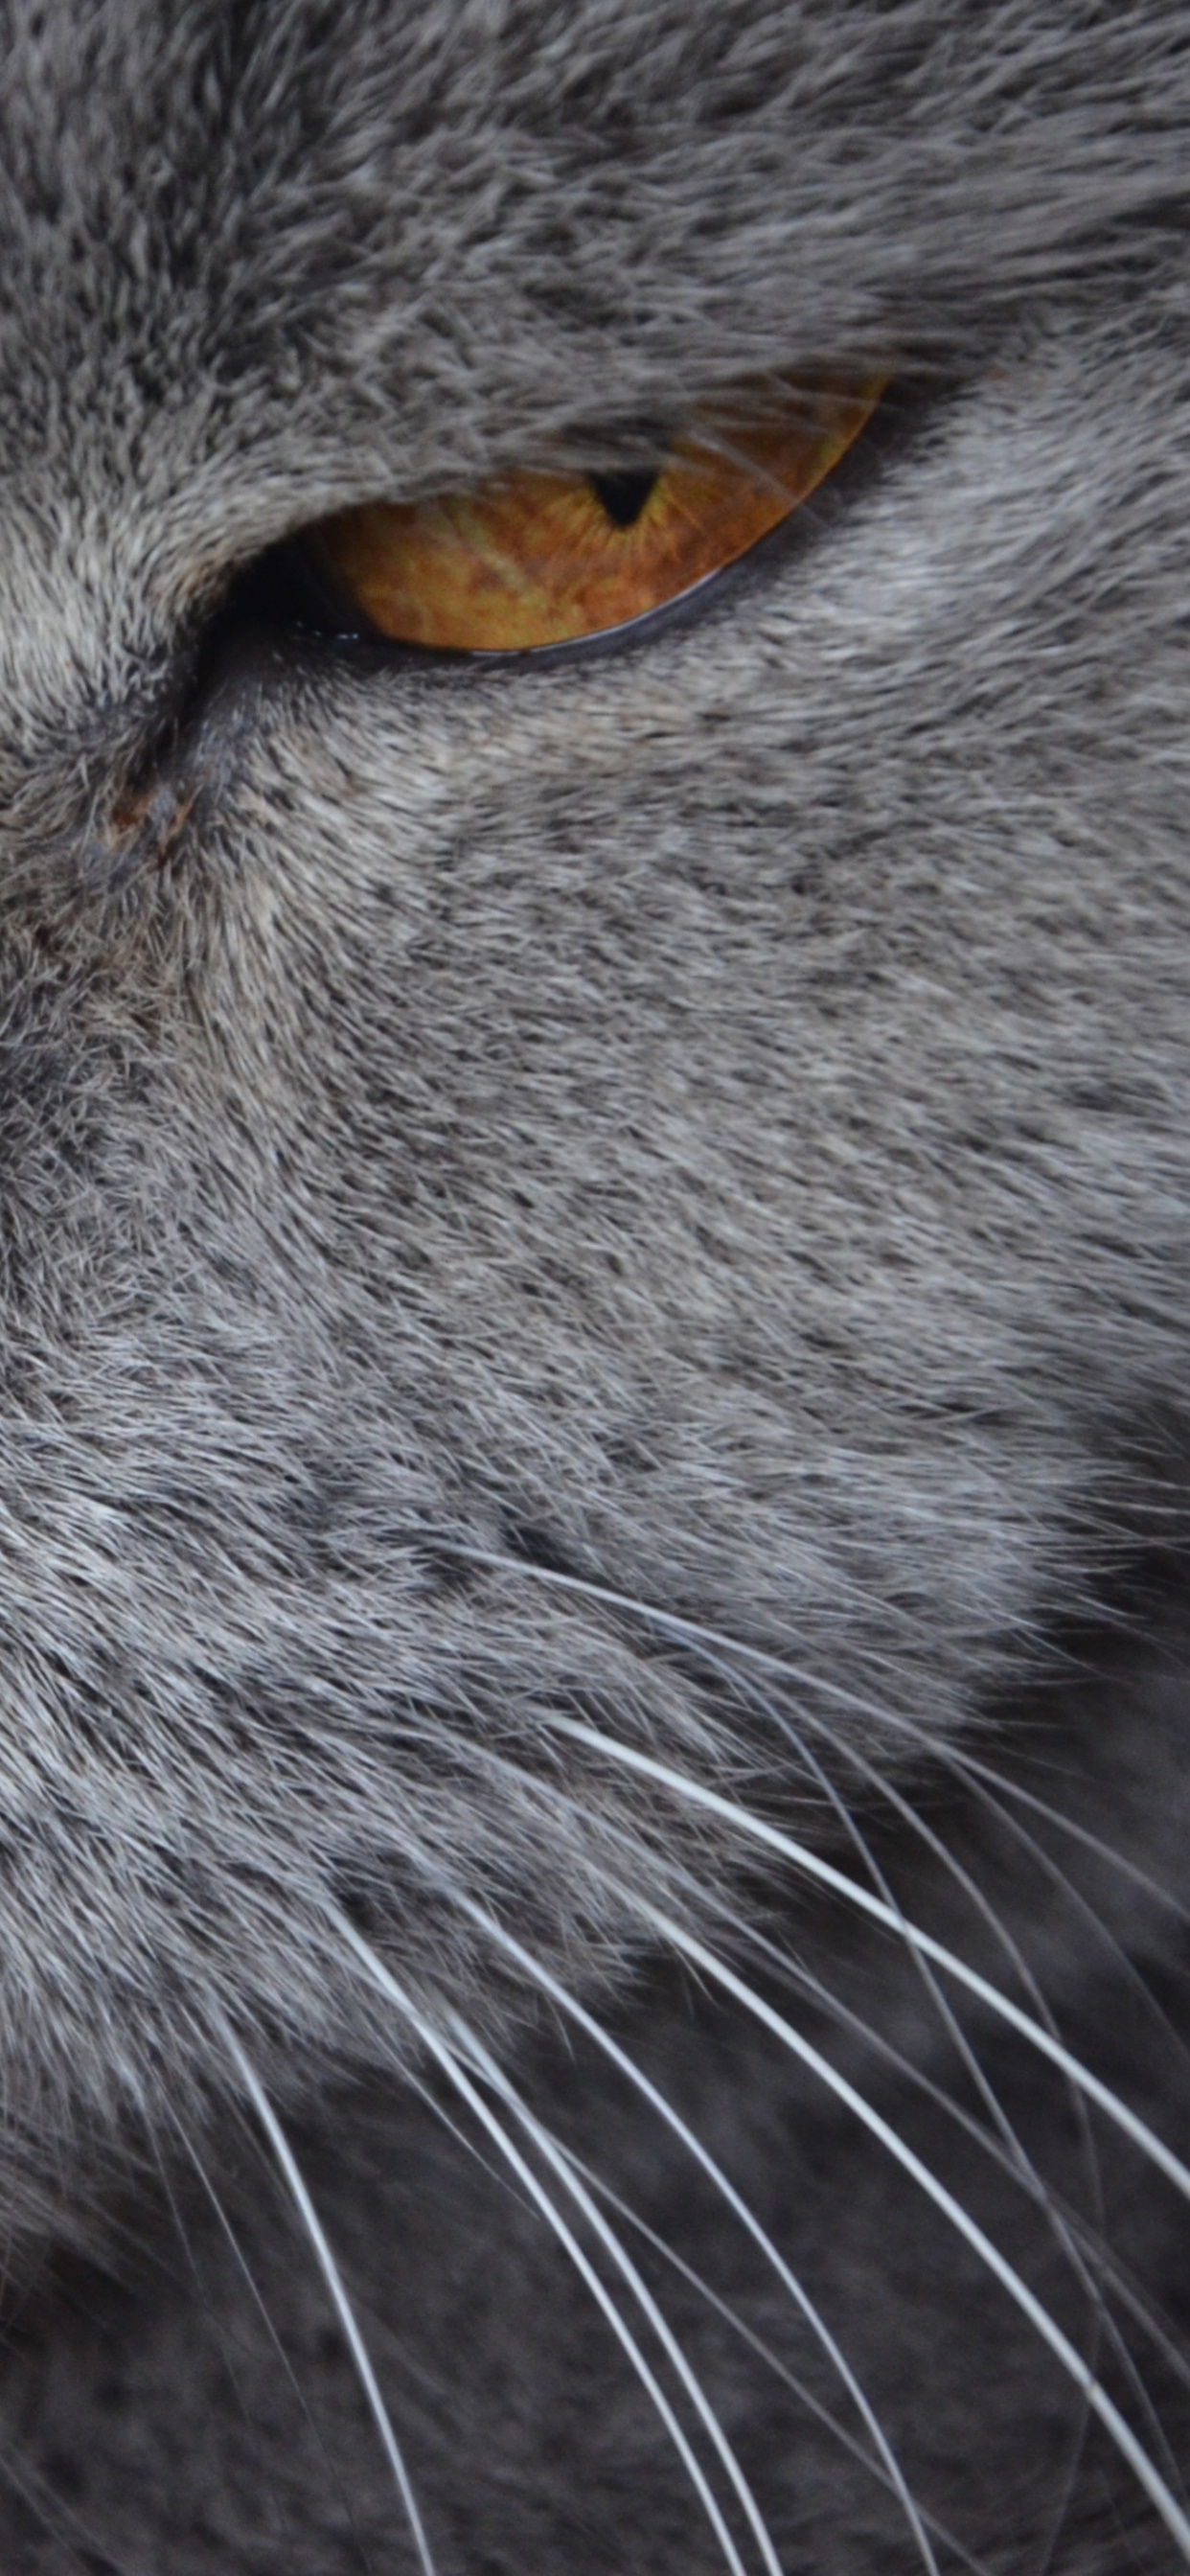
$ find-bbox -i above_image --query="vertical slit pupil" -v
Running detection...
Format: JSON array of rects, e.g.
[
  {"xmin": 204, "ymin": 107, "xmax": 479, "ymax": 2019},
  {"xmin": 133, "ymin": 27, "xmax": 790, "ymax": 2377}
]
[{"xmin": 588, "ymin": 469, "xmax": 659, "ymax": 528}]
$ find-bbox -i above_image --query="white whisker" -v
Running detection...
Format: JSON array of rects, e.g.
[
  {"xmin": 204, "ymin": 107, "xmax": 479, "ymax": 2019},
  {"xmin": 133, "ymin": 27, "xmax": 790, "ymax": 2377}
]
[
  {"xmin": 566, "ymin": 2150, "xmax": 997, "ymax": 2576},
  {"xmin": 934, "ymin": 1741, "xmax": 1190, "ymax": 1933},
  {"xmin": 750, "ymin": 1695, "xmax": 1121, "ymax": 2405},
  {"xmin": 911, "ymin": 1744, "xmax": 1190, "ymax": 2098},
  {"xmin": 141, "ymin": 2121, "xmax": 298, "ymax": 2535},
  {"xmin": 721, "ymin": 1906, "xmax": 1190, "ymax": 2502},
  {"xmin": 332, "ymin": 1929, "xmax": 757, "ymax": 2576},
  {"xmin": 425, "ymin": 1541, "xmax": 905, "ymax": 1724},
  {"xmin": 1086, "ymin": 2252, "xmax": 1190, "ymax": 2404},
  {"xmin": 435, "ymin": 1537, "xmax": 1190, "ymax": 1929},
  {"xmin": 454, "ymin": 1736, "xmax": 1189, "ymax": 2469},
  {"xmin": 634, "ymin": 1904, "xmax": 1190, "ymax": 2565},
  {"xmin": 443, "ymin": 1888, "xmax": 939, "ymax": 2576},
  {"xmin": 171, "ymin": 2110, "xmax": 376, "ymax": 2564},
  {"xmin": 730, "ymin": 1682, "xmax": 1058, "ymax": 2172},
  {"xmin": 696, "ymin": 1634, "xmax": 1190, "ymax": 2163},
  {"xmin": 546, "ymin": 1714, "xmax": 1190, "ymax": 2213},
  {"xmin": 223, "ymin": 2031, "xmax": 437, "ymax": 2576},
  {"xmin": 446, "ymin": 2012, "xmax": 786, "ymax": 2576}
]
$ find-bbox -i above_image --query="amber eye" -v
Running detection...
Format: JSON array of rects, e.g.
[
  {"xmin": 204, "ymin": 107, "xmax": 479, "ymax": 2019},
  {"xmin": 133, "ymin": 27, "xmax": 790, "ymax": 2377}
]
[{"xmin": 308, "ymin": 380, "xmax": 882, "ymax": 656}]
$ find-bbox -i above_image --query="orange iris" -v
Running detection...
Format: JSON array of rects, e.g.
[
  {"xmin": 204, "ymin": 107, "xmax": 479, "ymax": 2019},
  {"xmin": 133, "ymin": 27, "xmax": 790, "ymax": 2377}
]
[{"xmin": 311, "ymin": 380, "xmax": 882, "ymax": 654}]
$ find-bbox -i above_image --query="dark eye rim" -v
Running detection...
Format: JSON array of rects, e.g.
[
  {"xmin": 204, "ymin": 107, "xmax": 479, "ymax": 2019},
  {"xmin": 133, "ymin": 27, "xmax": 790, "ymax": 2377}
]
[{"xmin": 208, "ymin": 379, "xmax": 936, "ymax": 687}]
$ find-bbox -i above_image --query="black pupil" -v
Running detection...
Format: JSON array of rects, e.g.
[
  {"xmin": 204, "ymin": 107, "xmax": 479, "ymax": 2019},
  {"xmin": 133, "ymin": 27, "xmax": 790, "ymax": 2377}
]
[{"xmin": 588, "ymin": 469, "xmax": 659, "ymax": 528}]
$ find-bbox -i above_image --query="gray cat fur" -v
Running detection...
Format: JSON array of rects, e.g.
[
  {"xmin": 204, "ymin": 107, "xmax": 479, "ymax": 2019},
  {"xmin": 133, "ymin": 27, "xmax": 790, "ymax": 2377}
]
[{"xmin": 0, "ymin": 0, "xmax": 1187, "ymax": 2564}]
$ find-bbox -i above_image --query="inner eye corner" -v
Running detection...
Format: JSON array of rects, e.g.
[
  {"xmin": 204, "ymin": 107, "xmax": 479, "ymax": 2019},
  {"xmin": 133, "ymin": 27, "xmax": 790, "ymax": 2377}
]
[{"xmin": 221, "ymin": 531, "xmax": 376, "ymax": 646}]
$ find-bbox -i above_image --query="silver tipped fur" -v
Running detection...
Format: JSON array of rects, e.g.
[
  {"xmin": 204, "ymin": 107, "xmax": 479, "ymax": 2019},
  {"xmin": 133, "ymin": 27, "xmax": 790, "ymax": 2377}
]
[{"xmin": 0, "ymin": 1, "xmax": 1186, "ymax": 2565}]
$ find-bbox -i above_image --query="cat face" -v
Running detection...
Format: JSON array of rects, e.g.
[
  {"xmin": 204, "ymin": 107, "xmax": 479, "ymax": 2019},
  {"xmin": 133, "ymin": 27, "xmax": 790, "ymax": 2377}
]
[{"xmin": 0, "ymin": 2, "xmax": 1187, "ymax": 2556}]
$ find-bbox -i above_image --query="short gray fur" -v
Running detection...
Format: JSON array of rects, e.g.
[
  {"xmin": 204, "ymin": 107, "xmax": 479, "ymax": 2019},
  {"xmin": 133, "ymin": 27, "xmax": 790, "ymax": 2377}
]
[{"xmin": 0, "ymin": 2, "xmax": 1186, "ymax": 2566}]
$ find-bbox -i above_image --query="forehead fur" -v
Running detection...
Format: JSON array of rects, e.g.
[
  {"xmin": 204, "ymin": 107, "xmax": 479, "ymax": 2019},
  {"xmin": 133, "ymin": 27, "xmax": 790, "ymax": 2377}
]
[{"xmin": 0, "ymin": 0, "xmax": 1186, "ymax": 510}]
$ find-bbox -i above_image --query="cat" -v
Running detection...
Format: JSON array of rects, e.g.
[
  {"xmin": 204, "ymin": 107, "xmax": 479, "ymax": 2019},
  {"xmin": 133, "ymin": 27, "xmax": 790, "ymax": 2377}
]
[{"xmin": 0, "ymin": 0, "xmax": 1186, "ymax": 2565}]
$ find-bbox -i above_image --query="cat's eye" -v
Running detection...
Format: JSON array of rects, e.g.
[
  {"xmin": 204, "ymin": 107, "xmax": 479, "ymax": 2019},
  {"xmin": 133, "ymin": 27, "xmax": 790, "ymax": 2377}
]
[{"xmin": 300, "ymin": 380, "xmax": 881, "ymax": 656}]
